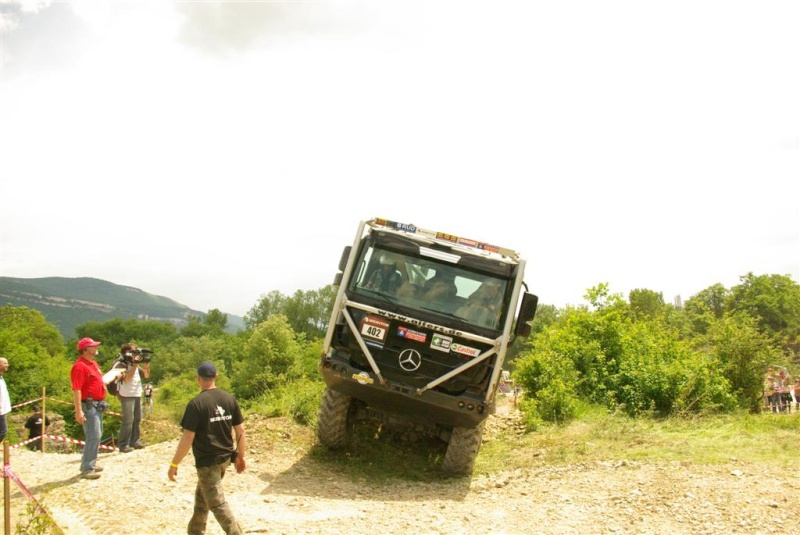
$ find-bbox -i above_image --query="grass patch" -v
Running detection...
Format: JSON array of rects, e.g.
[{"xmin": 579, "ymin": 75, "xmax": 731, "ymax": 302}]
[{"xmin": 477, "ymin": 406, "xmax": 800, "ymax": 474}]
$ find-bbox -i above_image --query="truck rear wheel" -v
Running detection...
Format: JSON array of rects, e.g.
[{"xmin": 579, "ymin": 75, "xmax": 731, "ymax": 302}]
[
  {"xmin": 317, "ymin": 387, "xmax": 353, "ymax": 449},
  {"xmin": 442, "ymin": 422, "xmax": 486, "ymax": 476}
]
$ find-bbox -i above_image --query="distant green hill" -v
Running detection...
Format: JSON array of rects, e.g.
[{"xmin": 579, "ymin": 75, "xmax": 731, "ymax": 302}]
[{"xmin": 0, "ymin": 276, "xmax": 245, "ymax": 340}]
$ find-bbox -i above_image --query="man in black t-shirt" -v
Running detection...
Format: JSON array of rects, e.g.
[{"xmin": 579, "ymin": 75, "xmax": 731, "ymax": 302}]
[
  {"xmin": 24, "ymin": 404, "xmax": 51, "ymax": 451},
  {"xmin": 168, "ymin": 361, "xmax": 246, "ymax": 535}
]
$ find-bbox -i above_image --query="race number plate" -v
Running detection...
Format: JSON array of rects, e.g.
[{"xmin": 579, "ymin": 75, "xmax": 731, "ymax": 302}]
[{"xmin": 360, "ymin": 316, "xmax": 389, "ymax": 342}]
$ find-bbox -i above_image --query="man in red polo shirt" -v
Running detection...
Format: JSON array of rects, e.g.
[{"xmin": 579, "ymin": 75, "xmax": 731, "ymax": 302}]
[{"xmin": 71, "ymin": 337, "xmax": 108, "ymax": 479}]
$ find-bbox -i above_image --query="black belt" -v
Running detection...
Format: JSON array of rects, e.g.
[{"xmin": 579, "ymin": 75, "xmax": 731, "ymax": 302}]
[{"xmin": 82, "ymin": 399, "xmax": 109, "ymax": 410}]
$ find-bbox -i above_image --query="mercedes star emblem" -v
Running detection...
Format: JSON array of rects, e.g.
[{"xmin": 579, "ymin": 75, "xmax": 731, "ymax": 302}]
[{"xmin": 398, "ymin": 349, "xmax": 422, "ymax": 372}]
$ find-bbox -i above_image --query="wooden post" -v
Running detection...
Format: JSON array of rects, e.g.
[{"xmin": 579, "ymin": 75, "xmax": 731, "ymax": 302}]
[
  {"xmin": 3, "ymin": 441, "xmax": 10, "ymax": 535},
  {"xmin": 41, "ymin": 388, "xmax": 46, "ymax": 453}
]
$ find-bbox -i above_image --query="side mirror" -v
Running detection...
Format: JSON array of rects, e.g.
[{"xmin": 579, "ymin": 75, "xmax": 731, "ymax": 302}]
[
  {"xmin": 338, "ymin": 246, "xmax": 352, "ymax": 272},
  {"xmin": 514, "ymin": 293, "xmax": 539, "ymax": 338},
  {"xmin": 333, "ymin": 246, "xmax": 352, "ymax": 287}
]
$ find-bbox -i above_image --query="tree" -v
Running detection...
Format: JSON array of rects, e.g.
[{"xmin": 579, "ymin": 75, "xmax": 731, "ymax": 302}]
[
  {"xmin": 515, "ymin": 283, "xmax": 739, "ymax": 420},
  {"xmin": 75, "ymin": 318, "xmax": 180, "ymax": 370},
  {"xmin": 233, "ymin": 315, "xmax": 304, "ymax": 400},
  {"xmin": 245, "ymin": 290, "xmax": 288, "ymax": 329},
  {"xmin": 683, "ymin": 283, "xmax": 730, "ymax": 336},
  {"xmin": 205, "ymin": 309, "xmax": 228, "ymax": 331},
  {"xmin": 180, "ymin": 309, "xmax": 228, "ymax": 338},
  {"xmin": 703, "ymin": 313, "xmax": 782, "ymax": 411},
  {"xmin": 727, "ymin": 273, "xmax": 800, "ymax": 343},
  {"xmin": 147, "ymin": 334, "xmax": 241, "ymax": 386},
  {"xmin": 528, "ymin": 304, "xmax": 560, "ymax": 336},
  {"xmin": 180, "ymin": 316, "xmax": 208, "ymax": 338},
  {"xmin": 628, "ymin": 288, "xmax": 665, "ymax": 321},
  {"xmin": 245, "ymin": 286, "xmax": 336, "ymax": 339},
  {"xmin": 0, "ymin": 305, "xmax": 72, "ymax": 400}
]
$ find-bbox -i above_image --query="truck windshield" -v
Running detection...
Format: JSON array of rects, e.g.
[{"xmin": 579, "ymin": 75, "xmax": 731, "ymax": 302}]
[{"xmin": 349, "ymin": 245, "xmax": 509, "ymax": 330}]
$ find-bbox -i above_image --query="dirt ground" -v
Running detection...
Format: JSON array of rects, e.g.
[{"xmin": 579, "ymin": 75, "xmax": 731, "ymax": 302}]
[{"xmin": 5, "ymin": 398, "xmax": 799, "ymax": 535}]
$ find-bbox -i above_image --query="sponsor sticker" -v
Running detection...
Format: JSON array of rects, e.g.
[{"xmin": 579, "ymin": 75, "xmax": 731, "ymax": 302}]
[
  {"xmin": 361, "ymin": 316, "xmax": 389, "ymax": 342},
  {"xmin": 436, "ymin": 232, "xmax": 459, "ymax": 244},
  {"xmin": 353, "ymin": 372, "xmax": 374, "ymax": 385},
  {"xmin": 397, "ymin": 326, "xmax": 427, "ymax": 343},
  {"xmin": 431, "ymin": 333, "xmax": 453, "ymax": 353},
  {"xmin": 451, "ymin": 343, "xmax": 481, "ymax": 358}
]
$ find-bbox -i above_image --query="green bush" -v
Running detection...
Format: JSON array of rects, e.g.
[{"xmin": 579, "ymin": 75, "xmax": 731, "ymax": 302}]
[
  {"xmin": 245, "ymin": 377, "xmax": 325, "ymax": 426},
  {"xmin": 515, "ymin": 345, "xmax": 580, "ymax": 423}
]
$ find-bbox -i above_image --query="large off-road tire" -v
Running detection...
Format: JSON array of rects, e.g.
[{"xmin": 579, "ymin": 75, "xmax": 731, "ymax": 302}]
[
  {"xmin": 441, "ymin": 422, "xmax": 486, "ymax": 476},
  {"xmin": 316, "ymin": 387, "xmax": 353, "ymax": 449}
]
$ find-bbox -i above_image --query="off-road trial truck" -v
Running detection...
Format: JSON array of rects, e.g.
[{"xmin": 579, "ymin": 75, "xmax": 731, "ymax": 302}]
[{"xmin": 317, "ymin": 218, "xmax": 538, "ymax": 475}]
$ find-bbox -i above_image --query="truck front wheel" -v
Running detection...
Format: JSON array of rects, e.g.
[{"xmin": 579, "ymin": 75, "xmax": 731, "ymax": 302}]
[
  {"xmin": 442, "ymin": 422, "xmax": 486, "ymax": 476},
  {"xmin": 316, "ymin": 387, "xmax": 353, "ymax": 449}
]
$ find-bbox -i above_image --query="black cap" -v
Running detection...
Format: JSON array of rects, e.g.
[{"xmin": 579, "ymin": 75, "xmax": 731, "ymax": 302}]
[{"xmin": 196, "ymin": 361, "xmax": 217, "ymax": 378}]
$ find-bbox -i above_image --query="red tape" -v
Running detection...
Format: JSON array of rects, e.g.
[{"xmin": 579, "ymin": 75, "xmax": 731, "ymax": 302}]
[
  {"xmin": 3, "ymin": 464, "xmax": 65, "ymax": 535},
  {"xmin": 43, "ymin": 434, "xmax": 119, "ymax": 452}
]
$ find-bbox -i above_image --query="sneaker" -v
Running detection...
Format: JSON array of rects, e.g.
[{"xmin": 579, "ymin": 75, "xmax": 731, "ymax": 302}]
[
  {"xmin": 93, "ymin": 466, "xmax": 104, "ymax": 472},
  {"xmin": 120, "ymin": 446, "xmax": 134, "ymax": 453},
  {"xmin": 81, "ymin": 471, "xmax": 101, "ymax": 480},
  {"xmin": 133, "ymin": 442, "xmax": 147, "ymax": 449}
]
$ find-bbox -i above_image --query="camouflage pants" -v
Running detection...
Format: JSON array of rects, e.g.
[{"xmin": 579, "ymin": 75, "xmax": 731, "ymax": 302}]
[{"xmin": 187, "ymin": 460, "xmax": 242, "ymax": 535}]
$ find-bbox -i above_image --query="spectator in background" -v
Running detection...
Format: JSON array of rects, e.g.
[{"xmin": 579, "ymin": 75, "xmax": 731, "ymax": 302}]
[
  {"xmin": 112, "ymin": 343, "xmax": 150, "ymax": 452},
  {"xmin": 24, "ymin": 403, "xmax": 51, "ymax": 451},
  {"xmin": 144, "ymin": 383, "xmax": 154, "ymax": 414},
  {"xmin": 71, "ymin": 337, "xmax": 107, "ymax": 479},
  {"xmin": 0, "ymin": 357, "xmax": 10, "ymax": 443}
]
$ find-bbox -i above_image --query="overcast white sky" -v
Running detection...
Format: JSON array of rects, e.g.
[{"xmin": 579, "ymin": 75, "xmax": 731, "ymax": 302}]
[{"xmin": 1, "ymin": 1, "xmax": 798, "ymax": 318}]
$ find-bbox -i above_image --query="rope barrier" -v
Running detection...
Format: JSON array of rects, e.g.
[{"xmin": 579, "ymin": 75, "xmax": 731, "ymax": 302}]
[
  {"xmin": 46, "ymin": 395, "xmax": 180, "ymax": 430},
  {"xmin": 9, "ymin": 399, "xmax": 41, "ymax": 411},
  {"xmin": 8, "ymin": 437, "xmax": 40, "ymax": 451},
  {"xmin": 42, "ymin": 397, "xmax": 72, "ymax": 407},
  {"xmin": 41, "ymin": 434, "xmax": 119, "ymax": 452},
  {"xmin": 4, "ymin": 448, "xmax": 65, "ymax": 535},
  {"xmin": 8, "ymin": 395, "xmax": 183, "ymax": 455},
  {"xmin": 9, "ymin": 434, "xmax": 118, "ymax": 452},
  {"xmin": 41, "ymin": 396, "xmax": 124, "ymax": 418}
]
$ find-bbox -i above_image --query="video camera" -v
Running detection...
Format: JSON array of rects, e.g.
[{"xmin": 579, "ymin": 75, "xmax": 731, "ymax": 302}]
[{"xmin": 122, "ymin": 348, "xmax": 154, "ymax": 364}]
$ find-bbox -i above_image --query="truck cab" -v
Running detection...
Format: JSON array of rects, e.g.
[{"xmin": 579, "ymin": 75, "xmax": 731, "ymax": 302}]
[{"xmin": 318, "ymin": 218, "xmax": 538, "ymax": 474}]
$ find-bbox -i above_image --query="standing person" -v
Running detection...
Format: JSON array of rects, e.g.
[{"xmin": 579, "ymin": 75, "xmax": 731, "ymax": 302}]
[
  {"xmin": 168, "ymin": 361, "xmax": 246, "ymax": 535},
  {"xmin": 144, "ymin": 383, "xmax": 154, "ymax": 414},
  {"xmin": 0, "ymin": 357, "xmax": 10, "ymax": 443},
  {"xmin": 24, "ymin": 403, "xmax": 51, "ymax": 451},
  {"xmin": 112, "ymin": 343, "xmax": 150, "ymax": 452},
  {"xmin": 71, "ymin": 337, "xmax": 107, "ymax": 479}
]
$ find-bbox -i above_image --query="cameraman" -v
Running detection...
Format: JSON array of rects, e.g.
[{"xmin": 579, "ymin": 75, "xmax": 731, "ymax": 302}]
[{"xmin": 112, "ymin": 343, "xmax": 150, "ymax": 452}]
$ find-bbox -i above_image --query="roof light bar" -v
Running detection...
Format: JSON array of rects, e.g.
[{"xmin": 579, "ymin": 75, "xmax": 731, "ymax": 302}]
[{"xmin": 369, "ymin": 217, "xmax": 519, "ymax": 260}]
